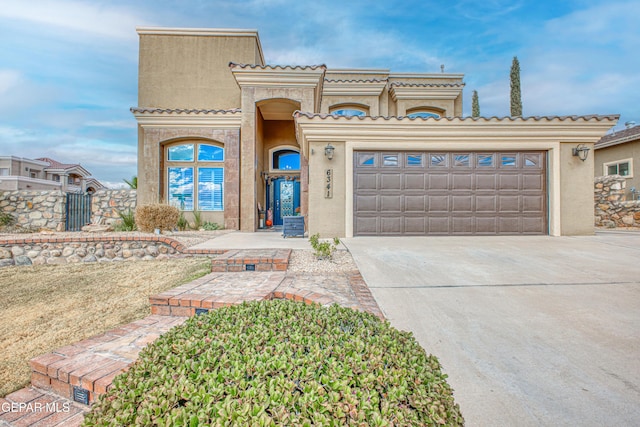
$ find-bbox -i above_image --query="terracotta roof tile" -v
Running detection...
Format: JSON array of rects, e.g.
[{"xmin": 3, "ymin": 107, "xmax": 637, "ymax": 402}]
[
  {"xmin": 324, "ymin": 78, "xmax": 388, "ymax": 83},
  {"xmin": 389, "ymin": 82, "xmax": 465, "ymax": 88},
  {"xmin": 596, "ymin": 125, "xmax": 640, "ymax": 148},
  {"xmin": 35, "ymin": 157, "xmax": 78, "ymax": 170},
  {"xmin": 130, "ymin": 107, "xmax": 241, "ymax": 114},
  {"xmin": 293, "ymin": 112, "xmax": 620, "ymax": 122},
  {"xmin": 228, "ymin": 62, "xmax": 327, "ymax": 71}
]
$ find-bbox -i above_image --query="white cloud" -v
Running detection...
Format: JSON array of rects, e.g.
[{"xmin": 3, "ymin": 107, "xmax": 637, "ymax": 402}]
[{"xmin": 0, "ymin": 0, "xmax": 151, "ymax": 41}]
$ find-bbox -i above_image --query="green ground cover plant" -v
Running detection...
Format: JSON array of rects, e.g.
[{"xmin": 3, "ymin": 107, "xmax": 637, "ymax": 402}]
[
  {"xmin": 309, "ymin": 233, "xmax": 341, "ymax": 260},
  {"xmin": 84, "ymin": 300, "xmax": 464, "ymax": 426}
]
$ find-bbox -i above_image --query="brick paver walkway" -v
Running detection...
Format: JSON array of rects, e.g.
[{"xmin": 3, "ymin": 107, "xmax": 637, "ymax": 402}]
[{"xmin": 1, "ymin": 248, "xmax": 383, "ymax": 427}]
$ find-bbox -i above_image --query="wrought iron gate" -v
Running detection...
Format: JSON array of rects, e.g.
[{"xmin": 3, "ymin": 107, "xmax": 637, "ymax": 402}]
[{"xmin": 66, "ymin": 193, "xmax": 92, "ymax": 231}]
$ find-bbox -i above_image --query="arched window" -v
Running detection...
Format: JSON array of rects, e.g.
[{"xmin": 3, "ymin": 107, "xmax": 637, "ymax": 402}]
[
  {"xmin": 166, "ymin": 142, "xmax": 224, "ymax": 211},
  {"xmin": 407, "ymin": 111, "xmax": 441, "ymax": 119},
  {"xmin": 330, "ymin": 105, "xmax": 368, "ymax": 117},
  {"xmin": 272, "ymin": 149, "xmax": 300, "ymax": 171}
]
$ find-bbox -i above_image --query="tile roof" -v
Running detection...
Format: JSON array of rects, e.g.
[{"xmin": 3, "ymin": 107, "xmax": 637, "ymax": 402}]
[
  {"xmin": 293, "ymin": 112, "xmax": 620, "ymax": 122},
  {"xmin": 324, "ymin": 78, "xmax": 388, "ymax": 83},
  {"xmin": 36, "ymin": 157, "xmax": 79, "ymax": 170},
  {"xmin": 389, "ymin": 82, "xmax": 465, "ymax": 88},
  {"xmin": 130, "ymin": 107, "xmax": 241, "ymax": 114},
  {"xmin": 228, "ymin": 62, "xmax": 327, "ymax": 71},
  {"xmin": 595, "ymin": 125, "xmax": 640, "ymax": 148}
]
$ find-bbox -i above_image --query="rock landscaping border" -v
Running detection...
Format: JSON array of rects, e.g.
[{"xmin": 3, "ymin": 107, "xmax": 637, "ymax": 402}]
[{"xmin": 0, "ymin": 235, "xmax": 223, "ymax": 267}]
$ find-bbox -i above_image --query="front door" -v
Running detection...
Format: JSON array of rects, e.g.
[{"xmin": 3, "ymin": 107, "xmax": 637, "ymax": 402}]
[{"xmin": 272, "ymin": 178, "xmax": 300, "ymax": 226}]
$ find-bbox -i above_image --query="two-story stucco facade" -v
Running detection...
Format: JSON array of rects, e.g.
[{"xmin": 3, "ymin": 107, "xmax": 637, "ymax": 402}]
[{"xmin": 132, "ymin": 27, "xmax": 617, "ymax": 237}]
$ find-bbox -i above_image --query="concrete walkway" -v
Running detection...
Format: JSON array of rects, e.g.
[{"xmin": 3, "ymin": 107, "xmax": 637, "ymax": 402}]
[
  {"xmin": 343, "ymin": 232, "xmax": 640, "ymax": 427},
  {"xmin": 189, "ymin": 230, "xmax": 315, "ymax": 250}
]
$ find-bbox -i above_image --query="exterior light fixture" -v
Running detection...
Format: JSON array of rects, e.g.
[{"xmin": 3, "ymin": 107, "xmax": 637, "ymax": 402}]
[
  {"xmin": 572, "ymin": 144, "xmax": 590, "ymax": 161},
  {"xmin": 324, "ymin": 143, "xmax": 335, "ymax": 160}
]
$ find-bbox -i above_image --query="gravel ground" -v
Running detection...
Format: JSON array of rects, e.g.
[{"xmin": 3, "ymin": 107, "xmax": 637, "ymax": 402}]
[{"xmin": 287, "ymin": 249, "xmax": 358, "ymax": 274}]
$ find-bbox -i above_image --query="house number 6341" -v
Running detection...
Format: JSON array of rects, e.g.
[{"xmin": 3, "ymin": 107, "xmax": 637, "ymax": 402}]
[{"xmin": 325, "ymin": 169, "xmax": 333, "ymax": 199}]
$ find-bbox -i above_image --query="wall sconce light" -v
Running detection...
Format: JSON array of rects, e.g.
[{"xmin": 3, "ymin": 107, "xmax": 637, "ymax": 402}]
[
  {"xmin": 572, "ymin": 144, "xmax": 590, "ymax": 161},
  {"xmin": 324, "ymin": 143, "xmax": 335, "ymax": 160}
]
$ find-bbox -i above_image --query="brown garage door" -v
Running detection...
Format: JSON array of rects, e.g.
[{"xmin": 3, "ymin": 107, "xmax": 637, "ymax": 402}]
[{"xmin": 354, "ymin": 151, "xmax": 547, "ymax": 235}]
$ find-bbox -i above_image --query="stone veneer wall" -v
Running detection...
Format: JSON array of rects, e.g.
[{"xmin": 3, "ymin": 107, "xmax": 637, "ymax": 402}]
[
  {"xmin": 0, "ymin": 189, "xmax": 137, "ymax": 231},
  {"xmin": 91, "ymin": 189, "xmax": 137, "ymax": 226},
  {"xmin": 595, "ymin": 175, "xmax": 640, "ymax": 227},
  {"xmin": 0, "ymin": 236, "xmax": 222, "ymax": 267},
  {"xmin": 0, "ymin": 191, "xmax": 66, "ymax": 231}
]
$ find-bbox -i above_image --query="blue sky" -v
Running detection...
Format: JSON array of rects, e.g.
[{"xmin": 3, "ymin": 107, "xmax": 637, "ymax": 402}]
[{"xmin": 1, "ymin": 0, "xmax": 638, "ymax": 187}]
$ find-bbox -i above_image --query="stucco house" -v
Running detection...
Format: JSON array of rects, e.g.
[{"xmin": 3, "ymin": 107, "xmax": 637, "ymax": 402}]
[
  {"xmin": 132, "ymin": 27, "xmax": 617, "ymax": 237},
  {"xmin": 0, "ymin": 156, "xmax": 103, "ymax": 193},
  {"xmin": 594, "ymin": 123, "xmax": 640, "ymax": 200}
]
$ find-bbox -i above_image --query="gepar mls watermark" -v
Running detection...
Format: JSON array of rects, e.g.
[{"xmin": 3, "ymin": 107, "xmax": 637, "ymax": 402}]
[{"xmin": 2, "ymin": 401, "xmax": 71, "ymax": 414}]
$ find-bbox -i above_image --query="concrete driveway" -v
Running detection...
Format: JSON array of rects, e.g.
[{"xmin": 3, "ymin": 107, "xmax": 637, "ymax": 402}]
[{"xmin": 342, "ymin": 232, "xmax": 640, "ymax": 427}]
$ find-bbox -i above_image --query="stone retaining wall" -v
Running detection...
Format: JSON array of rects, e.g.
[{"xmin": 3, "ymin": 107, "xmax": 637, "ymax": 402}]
[
  {"xmin": 0, "ymin": 190, "xmax": 66, "ymax": 231},
  {"xmin": 0, "ymin": 236, "xmax": 222, "ymax": 267},
  {"xmin": 595, "ymin": 175, "xmax": 640, "ymax": 227},
  {"xmin": 91, "ymin": 189, "xmax": 137, "ymax": 226},
  {"xmin": 0, "ymin": 189, "xmax": 137, "ymax": 231}
]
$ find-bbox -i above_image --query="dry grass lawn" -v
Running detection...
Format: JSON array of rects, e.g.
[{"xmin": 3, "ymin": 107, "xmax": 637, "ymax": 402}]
[{"xmin": 0, "ymin": 257, "xmax": 211, "ymax": 397}]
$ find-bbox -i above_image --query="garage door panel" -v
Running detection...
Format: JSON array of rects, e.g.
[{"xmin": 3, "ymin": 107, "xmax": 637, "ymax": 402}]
[
  {"xmin": 405, "ymin": 195, "xmax": 426, "ymax": 212},
  {"xmin": 476, "ymin": 195, "xmax": 497, "ymax": 212},
  {"xmin": 380, "ymin": 217, "xmax": 402, "ymax": 234},
  {"xmin": 380, "ymin": 195, "xmax": 402, "ymax": 212},
  {"xmin": 522, "ymin": 174, "xmax": 544, "ymax": 191},
  {"xmin": 428, "ymin": 217, "xmax": 449, "ymax": 234},
  {"xmin": 380, "ymin": 173, "xmax": 401, "ymax": 190},
  {"xmin": 404, "ymin": 174, "xmax": 426, "ymax": 190},
  {"xmin": 522, "ymin": 217, "xmax": 545, "ymax": 233},
  {"xmin": 428, "ymin": 174, "xmax": 449, "ymax": 190},
  {"xmin": 354, "ymin": 151, "xmax": 546, "ymax": 236},
  {"xmin": 499, "ymin": 217, "xmax": 520, "ymax": 233},
  {"xmin": 476, "ymin": 217, "xmax": 497, "ymax": 234},
  {"xmin": 452, "ymin": 217, "xmax": 474, "ymax": 234},
  {"xmin": 499, "ymin": 195, "xmax": 520, "ymax": 212},
  {"xmin": 355, "ymin": 195, "xmax": 377, "ymax": 212},
  {"xmin": 404, "ymin": 216, "xmax": 426, "ymax": 234},
  {"xmin": 498, "ymin": 174, "xmax": 520, "ymax": 190},
  {"xmin": 355, "ymin": 174, "xmax": 377, "ymax": 191},
  {"xmin": 523, "ymin": 195, "xmax": 544, "ymax": 212},
  {"xmin": 452, "ymin": 195, "xmax": 473, "ymax": 212},
  {"xmin": 452, "ymin": 174, "xmax": 473, "ymax": 190},
  {"xmin": 355, "ymin": 216, "xmax": 378, "ymax": 235},
  {"xmin": 429, "ymin": 195, "xmax": 449, "ymax": 212},
  {"xmin": 476, "ymin": 174, "xmax": 497, "ymax": 190}
]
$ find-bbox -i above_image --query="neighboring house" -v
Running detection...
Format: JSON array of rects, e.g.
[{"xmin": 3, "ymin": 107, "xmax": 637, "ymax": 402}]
[
  {"xmin": 132, "ymin": 27, "xmax": 617, "ymax": 237},
  {"xmin": 594, "ymin": 123, "xmax": 640, "ymax": 200},
  {"xmin": 0, "ymin": 156, "xmax": 104, "ymax": 193}
]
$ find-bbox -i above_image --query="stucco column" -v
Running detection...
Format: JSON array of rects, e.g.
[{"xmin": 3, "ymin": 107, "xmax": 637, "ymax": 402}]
[{"xmin": 240, "ymin": 87, "xmax": 257, "ymax": 231}]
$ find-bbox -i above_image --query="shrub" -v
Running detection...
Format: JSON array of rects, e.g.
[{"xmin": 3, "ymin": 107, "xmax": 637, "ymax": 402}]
[
  {"xmin": 0, "ymin": 212, "xmax": 15, "ymax": 227},
  {"xmin": 202, "ymin": 221, "xmax": 221, "ymax": 231},
  {"xmin": 309, "ymin": 233, "xmax": 341, "ymax": 260},
  {"xmin": 176, "ymin": 212, "xmax": 189, "ymax": 231},
  {"xmin": 191, "ymin": 210, "xmax": 203, "ymax": 230},
  {"xmin": 113, "ymin": 209, "xmax": 136, "ymax": 231},
  {"xmin": 84, "ymin": 300, "xmax": 464, "ymax": 426},
  {"xmin": 134, "ymin": 204, "xmax": 180, "ymax": 233}
]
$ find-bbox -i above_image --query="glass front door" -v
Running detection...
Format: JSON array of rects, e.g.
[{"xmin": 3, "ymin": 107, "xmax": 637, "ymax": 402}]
[{"xmin": 270, "ymin": 178, "xmax": 300, "ymax": 226}]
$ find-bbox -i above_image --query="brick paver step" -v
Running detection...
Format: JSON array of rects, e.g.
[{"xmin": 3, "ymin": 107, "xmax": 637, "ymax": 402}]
[
  {"xmin": 210, "ymin": 249, "xmax": 291, "ymax": 272},
  {"xmin": 28, "ymin": 315, "xmax": 187, "ymax": 407}
]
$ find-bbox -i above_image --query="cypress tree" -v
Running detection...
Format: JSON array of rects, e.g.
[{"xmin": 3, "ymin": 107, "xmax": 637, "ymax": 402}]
[
  {"xmin": 472, "ymin": 90, "xmax": 480, "ymax": 118},
  {"xmin": 510, "ymin": 56, "xmax": 522, "ymax": 116}
]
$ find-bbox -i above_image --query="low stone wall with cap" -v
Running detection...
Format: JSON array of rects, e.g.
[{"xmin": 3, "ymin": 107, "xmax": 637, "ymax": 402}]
[
  {"xmin": 594, "ymin": 175, "xmax": 640, "ymax": 227},
  {"xmin": 0, "ymin": 189, "xmax": 136, "ymax": 231},
  {"xmin": 0, "ymin": 190, "xmax": 66, "ymax": 231}
]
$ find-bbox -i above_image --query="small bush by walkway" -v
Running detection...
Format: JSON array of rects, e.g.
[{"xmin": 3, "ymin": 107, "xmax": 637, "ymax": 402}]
[{"xmin": 84, "ymin": 300, "xmax": 464, "ymax": 426}]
